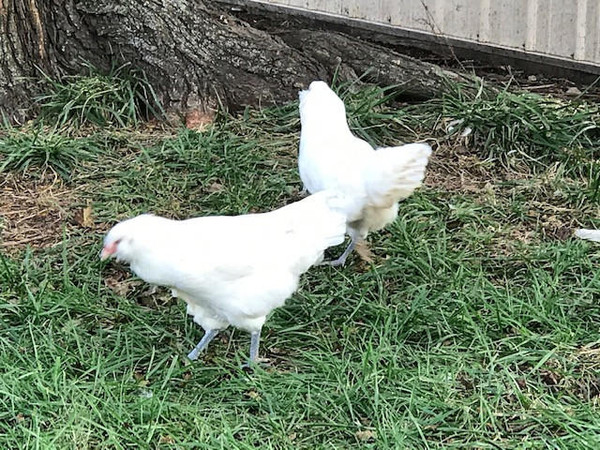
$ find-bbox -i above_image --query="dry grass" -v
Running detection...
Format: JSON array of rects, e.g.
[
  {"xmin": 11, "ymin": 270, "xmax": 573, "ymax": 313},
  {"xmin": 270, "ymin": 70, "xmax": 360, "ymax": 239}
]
[{"xmin": 0, "ymin": 172, "xmax": 76, "ymax": 251}]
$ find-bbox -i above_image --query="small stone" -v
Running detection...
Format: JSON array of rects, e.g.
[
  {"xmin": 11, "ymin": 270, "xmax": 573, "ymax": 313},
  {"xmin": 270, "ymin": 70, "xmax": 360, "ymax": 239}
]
[{"xmin": 565, "ymin": 86, "xmax": 582, "ymax": 96}]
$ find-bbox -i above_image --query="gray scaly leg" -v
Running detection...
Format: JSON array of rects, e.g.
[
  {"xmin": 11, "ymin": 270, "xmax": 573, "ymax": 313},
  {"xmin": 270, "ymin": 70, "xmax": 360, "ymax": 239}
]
[
  {"xmin": 187, "ymin": 329, "xmax": 219, "ymax": 361},
  {"xmin": 242, "ymin": 329, "xmax": 262, "ymax": 368},
  {"xmin": 321, "ymin": 235, "xmax": 357, "ymax": 267}
]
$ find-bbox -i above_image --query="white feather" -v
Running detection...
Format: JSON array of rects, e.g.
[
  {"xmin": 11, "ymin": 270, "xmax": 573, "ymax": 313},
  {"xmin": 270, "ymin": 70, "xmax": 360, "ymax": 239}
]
[
  {"xmin": 298, "ymin": 81, "xmax": 432, "ymax": 240},
  {"xmin": 574, "ymin": 228, "xmax": 600, "ymax": 242},
  {"xmin": 102, "ymin": 191, "xmax": 347, "ymax": 349}
]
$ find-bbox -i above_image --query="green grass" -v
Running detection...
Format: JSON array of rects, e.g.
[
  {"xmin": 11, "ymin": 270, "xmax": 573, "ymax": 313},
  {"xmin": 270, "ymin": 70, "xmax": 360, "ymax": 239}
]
[
  {"xmin": 0, "ymin": 64, "xmax": 163, "ymax": 181},
  {"xmin": 0, "ymin": 124, "xmax": 100, "ymax": 180},
  {"xmin": 419, "ymin": 81, "xmax": 600, "ymax": 168},
  {"xmin": 1, "ymin": 80, "xmax": 600, "ymax": 448},
  {"xmin": 36, "ymin": 63, "xmax": 163, "ymax": 128}
]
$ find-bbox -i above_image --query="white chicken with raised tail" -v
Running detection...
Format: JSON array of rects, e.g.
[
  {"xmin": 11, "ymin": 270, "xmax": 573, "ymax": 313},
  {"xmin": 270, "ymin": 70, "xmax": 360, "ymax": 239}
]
[
  {"xmin": 298, "ymin": 81, "xmax": 432, "ymax": 266},
  {"xmin": 575, "ymin": 229, "xmax": 600, "ymax": 242},
  {"xmin": 100, "ymin": 191, "xmax": 348, "ymax": 366}
]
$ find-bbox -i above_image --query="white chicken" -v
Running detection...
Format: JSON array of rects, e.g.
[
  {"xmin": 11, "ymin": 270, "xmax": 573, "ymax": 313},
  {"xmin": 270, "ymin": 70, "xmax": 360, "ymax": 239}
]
[
  {"xmin": 298, "ymin": 81, "xmax": 432, "ymax": 266},
  {"xmin": 575, "ymin": 229, "xmax": 600, "ymax": 242},
  {"xmin": 100, "ymin": 191, "xmax": 348, "ymax": 365}
]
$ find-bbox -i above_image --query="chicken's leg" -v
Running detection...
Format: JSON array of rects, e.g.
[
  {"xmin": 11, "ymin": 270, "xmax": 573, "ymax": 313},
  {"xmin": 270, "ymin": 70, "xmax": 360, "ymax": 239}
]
[
  {"xmin": 321, "ymin": 235, "xmax": 357, "ymax": 267},
  {"xmin": 241, "ymin": 329, "xmax": 262, "ymax": 368},
  {"xmin": 187, "ymin": 329, "xmax": 219, "ymax": 360}
]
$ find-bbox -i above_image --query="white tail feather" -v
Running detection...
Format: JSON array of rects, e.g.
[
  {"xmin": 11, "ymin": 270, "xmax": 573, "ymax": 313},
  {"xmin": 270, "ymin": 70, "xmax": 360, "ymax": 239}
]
[{"xmin": 365, "ymin": 143, "xmax": 432, "ymax": 208}]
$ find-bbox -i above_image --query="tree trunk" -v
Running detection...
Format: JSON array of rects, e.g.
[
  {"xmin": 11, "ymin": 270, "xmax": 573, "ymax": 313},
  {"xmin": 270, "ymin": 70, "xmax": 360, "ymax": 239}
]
[{"xmin": 0, "ymin": 0, "xmax": 466, "ymax": 122}]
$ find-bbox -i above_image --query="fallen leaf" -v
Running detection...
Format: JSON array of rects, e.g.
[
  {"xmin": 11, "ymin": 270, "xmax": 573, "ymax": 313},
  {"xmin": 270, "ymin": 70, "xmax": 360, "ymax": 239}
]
[
  {"xmin": 74, "ymin": 202, "xmax": 94, "ymax": 228},
  {"xmin": 245, "ymin": 390, "xmax": 261, "ymax": 400},
  {"xmin": 159, "ymin": 435, "xmax": 175, "ymax": 444},
  {"xmin": 355, "ymin": 240, "xmax": 374, "ymax": 263},
  {"xmin": 207, "ymin": 181, "xmax": 224, "ymax": 193},
  {"xmin": 104, "ymin": 276, "xmax": 141, "ymax": 297},
  {"xmin": 82, "ymin": 204, "xmax": 93, "ymax": 227},
  {"xmin": 133, "ymin": 371, "xmax": 149, "ymax": 386},
  {"xmin": 355, "ymin": 430, "xmax": 376, "ymax": 441}
]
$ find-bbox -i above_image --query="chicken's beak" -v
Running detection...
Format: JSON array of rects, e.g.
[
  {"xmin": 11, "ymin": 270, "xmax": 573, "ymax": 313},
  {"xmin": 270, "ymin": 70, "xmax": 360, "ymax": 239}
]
[{"xmin": 100, "ymin": 241, "xmax": 118, "ymax": 261}]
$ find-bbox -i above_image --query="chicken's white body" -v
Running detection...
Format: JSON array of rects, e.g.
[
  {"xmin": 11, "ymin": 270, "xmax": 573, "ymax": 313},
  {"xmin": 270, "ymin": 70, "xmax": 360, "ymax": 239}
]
[
  {"xmin": 298, "ymin": 81, "xmax": 432, "ymax": 265},
  {"xmin": 102, "ymin": 191, "xmax": 348, "ymax": 363}
]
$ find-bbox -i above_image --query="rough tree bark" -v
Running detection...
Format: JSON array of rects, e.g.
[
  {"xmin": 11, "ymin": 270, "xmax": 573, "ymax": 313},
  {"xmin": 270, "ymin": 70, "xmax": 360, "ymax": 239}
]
[{"xmin": 0, "ymin": 0, "xmax": 465, "ymax": 122}]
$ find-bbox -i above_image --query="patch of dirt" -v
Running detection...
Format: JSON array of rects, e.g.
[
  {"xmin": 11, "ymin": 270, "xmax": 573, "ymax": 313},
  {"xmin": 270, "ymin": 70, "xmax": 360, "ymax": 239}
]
[
  {"xmin": 103, "ymin": 266, "xmax": 144, "ymax": 297},
  {"xmin": 510, "ymin": 350, "xmax": 600, "ymax": 405},
  {"xmin": 424, "ymin": 142, "xmax": 528, "ymax": 193},
  {"xmin": 488, "ymin": 227, "xmax": 536, "ymax": 257},
  {"xmin": 0, "ymin": 172, "xmax": 106, "ymax": 254},
  {"xmin": 571, "ymin": 345, "xmax": 600, "ymax": 402},
  {"xmin": 425, "ymin": 143, "xmax": 485, "ymax": 192},
  {"xmin": 0, "ymin": 173, "xmax": 75, "ymax": 252},
  {"xmin": 424, "ymin": 141, "xmax": 593, "ymax": 247},
  {"xmin": 103, "ymin": 265, "xmax": 178, "ymax": 307}
]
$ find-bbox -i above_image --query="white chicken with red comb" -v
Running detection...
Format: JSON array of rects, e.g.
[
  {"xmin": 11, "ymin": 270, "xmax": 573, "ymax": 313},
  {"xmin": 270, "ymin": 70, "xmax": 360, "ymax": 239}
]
[
  {"xmin": 298, "ymin": 81, "xmax": 432, "ymax": 266},
  {"xmin": 101, "ymin": 191, "xmax": 348, "ymax": 366}
]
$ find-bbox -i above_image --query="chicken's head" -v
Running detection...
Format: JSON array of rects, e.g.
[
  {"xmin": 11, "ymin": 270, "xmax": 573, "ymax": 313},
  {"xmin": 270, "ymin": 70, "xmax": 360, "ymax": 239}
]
[
  {"xmin": 299, "ymin": 81, "xmax": 347, "ymax": 131},
  {"xmin": 101, "ymin": 214, "xmax": 157, "ymax": 262}
]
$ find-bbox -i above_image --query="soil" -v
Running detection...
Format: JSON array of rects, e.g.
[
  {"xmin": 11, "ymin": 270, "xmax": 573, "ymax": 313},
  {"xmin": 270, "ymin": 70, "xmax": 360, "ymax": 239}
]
[{"xmin": 0, "ymin": 172, "xmax": 76, "ymax": 252}]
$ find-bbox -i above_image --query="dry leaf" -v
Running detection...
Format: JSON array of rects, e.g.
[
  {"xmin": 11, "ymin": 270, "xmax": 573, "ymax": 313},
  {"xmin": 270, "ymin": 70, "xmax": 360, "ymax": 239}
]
[
  {"xmin": 74, "ymin": 202, "xmax": 94, "ymax": 228},
  {"xmin": 355, "ymin": 430, "xmax": 376, "ymax": 441},
  {"xmin": 245, "ymin": 390, "xmax": 261, "ymax": 400},
  {"xmin": 82, "ymin": 204, "xmax": 93, "ymax": 227},
  {"xmin": 104, "ymin": 276, "xmax": 141, "ymax": 297},
  {"xmin": 207, "ymin": 181, "xmax": 224, "ymax": 193},
  {"xmin": 355, "ymin": 240, "xmax": 374, "ymax": 263},
  {"xmin": 133, "ymin": 371, "xmax": 149, "ymax": 386},
  {"xmin": 159, "ymin": 435, "xmax": 175, "ymax": 444}
]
